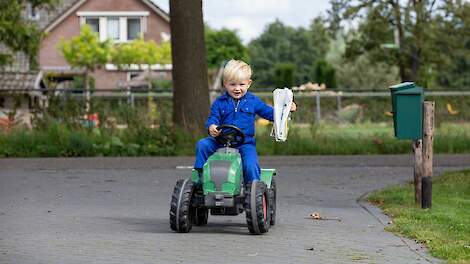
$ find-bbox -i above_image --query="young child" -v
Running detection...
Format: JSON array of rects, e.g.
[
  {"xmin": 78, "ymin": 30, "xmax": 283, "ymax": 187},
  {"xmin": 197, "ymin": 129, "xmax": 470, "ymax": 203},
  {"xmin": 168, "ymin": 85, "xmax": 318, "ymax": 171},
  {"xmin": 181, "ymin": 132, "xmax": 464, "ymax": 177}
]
[{"xmin": 194, "ymin": 59, "xmax": 296, "ymax": 184}]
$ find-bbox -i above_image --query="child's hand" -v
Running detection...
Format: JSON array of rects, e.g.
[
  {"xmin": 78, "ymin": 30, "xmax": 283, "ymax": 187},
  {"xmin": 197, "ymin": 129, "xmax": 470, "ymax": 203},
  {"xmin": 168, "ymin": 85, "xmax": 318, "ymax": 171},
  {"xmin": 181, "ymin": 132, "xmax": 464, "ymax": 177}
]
[
  {"xmin": 290, "ymin": 102, "xmax": 297, "ymax": 112},
  {"xmin": 208, "ymin": 124, "xmax": 221, "ymax": 137}
]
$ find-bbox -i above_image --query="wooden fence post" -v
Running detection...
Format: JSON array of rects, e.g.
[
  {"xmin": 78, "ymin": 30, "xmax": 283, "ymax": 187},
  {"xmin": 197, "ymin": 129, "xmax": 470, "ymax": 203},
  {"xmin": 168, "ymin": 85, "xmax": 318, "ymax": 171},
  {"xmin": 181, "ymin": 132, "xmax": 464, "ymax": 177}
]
[
  {"xmin": 315, "ymin": 92, "xmax": 321, "ymax": 124},
  {"xmin": 422, "ymin": 101, "xmax": 435, "ymax": 209},
  {"xmin": 336, "ymin": 93, "xmax": 342, "ymax": 112},
  {"xmin": 413, "ymin": 139, "xmax": 423, "ymax": 205}
]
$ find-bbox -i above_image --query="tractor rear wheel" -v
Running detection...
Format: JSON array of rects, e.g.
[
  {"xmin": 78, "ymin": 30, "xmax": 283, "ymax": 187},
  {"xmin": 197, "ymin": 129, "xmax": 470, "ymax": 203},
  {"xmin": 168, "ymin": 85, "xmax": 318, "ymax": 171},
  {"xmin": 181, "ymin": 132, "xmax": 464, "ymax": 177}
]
[
  {"xmin": 169, "ymin": 179, "xmax": 194, "ymax": 233},
  {"xmin": 269, "ymin": 178, "xmax": 276, "ymax": 226},
  {"xmin": 245, "ymin": 181, "xmax": 270, "ymax": 234}
]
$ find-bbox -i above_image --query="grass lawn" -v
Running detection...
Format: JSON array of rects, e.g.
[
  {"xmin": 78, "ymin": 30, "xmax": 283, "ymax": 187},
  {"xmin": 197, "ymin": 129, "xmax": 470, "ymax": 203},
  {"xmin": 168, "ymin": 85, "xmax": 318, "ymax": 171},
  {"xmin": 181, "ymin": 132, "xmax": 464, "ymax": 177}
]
[
  {"xmin": 368, "ymin": 170, "xmax": 470, "ymax": 264},
  {"xmin": 255, "ymin": 122, "xmax": 470, "ymax": 155},
  {"xmin": 1, "ymin": 121, "xmax": 470, "ymax": 157}
]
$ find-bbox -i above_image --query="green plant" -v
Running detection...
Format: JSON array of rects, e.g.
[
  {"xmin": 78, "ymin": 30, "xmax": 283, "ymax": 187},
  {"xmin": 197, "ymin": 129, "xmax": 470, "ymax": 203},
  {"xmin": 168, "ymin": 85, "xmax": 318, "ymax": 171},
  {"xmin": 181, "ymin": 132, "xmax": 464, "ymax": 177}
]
[
  {"xmin": 312, "ymin": 59, "xmax": 336, "ymax": 88},
  {"xmin": 59, "ymin": 25, "xmax": 113, "ymax": 112},
  {"xmin": 152, "ymin": 79, "xmax": 173, "ymax": 91},
  {"xmin": 368, "ymin": 170, "xmax": 470, "ymax": 263}
]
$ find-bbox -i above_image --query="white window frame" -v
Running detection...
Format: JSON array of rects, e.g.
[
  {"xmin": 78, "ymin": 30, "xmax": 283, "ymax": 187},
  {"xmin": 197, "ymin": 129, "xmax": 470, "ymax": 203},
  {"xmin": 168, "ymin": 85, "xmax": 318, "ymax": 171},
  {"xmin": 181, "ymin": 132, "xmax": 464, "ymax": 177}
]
[
  {"xmin": 77, "ymin": 11, "xmax": 149, "ymax": 17},
  {"xmin": 106, "ymin": 64, "xmax": 172, "ymax": 71},
  {"xmin": 78, "ymin": 11, "xmax": 148, "ymax": 43}
]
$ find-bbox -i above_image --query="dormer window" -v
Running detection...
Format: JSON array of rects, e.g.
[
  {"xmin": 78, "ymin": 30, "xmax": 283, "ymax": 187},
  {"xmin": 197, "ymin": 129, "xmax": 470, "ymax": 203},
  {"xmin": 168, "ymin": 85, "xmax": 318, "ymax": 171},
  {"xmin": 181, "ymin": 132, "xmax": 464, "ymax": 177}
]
[
  {"xmin": 78, "ymin": 11, "xmax": 148, "ymax": 42},
  {"xmin": 27, "ymin": 4, "xmax": 40, "ymax": 20}
]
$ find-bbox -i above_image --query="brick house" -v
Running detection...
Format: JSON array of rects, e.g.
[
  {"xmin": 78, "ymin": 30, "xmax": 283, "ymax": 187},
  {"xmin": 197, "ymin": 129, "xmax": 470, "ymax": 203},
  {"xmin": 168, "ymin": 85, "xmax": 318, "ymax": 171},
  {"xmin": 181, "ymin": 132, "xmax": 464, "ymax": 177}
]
[
  {"xmin": 40, "ymin": 0, "xmax": 171, "ymax": 89},
  {"xmin": 0, "ymin": 0, "xmax": 171, "ymax": 127},
  {"xmin": 1, "ymin": 0, "xmax": 170, "ymax": 90}
]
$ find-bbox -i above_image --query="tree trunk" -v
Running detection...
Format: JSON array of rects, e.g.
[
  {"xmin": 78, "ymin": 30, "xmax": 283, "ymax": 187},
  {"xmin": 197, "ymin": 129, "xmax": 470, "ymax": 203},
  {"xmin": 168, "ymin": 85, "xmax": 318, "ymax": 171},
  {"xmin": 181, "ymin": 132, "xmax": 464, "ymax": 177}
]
[
  {"xmin": 391, "ymin": 0, "xmax": 408, "ymax": 82},
  {"xmin": 170, "ymin": 0, "xmax": 210, "ymax": 134}
]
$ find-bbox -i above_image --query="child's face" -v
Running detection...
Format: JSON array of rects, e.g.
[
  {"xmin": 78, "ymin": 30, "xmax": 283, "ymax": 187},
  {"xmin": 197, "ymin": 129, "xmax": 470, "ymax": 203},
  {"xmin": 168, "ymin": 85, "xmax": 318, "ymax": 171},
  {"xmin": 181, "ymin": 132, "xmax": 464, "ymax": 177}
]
[{"xmin": 224, "ymin": 78, "xmax": 252, "ymax": 100}]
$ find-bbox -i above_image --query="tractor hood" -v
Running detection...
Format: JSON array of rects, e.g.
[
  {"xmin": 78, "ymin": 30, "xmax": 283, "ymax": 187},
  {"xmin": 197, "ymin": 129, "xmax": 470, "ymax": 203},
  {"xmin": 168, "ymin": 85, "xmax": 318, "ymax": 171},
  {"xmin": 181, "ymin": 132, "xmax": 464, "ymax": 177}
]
[{"xmin": 202, "ymin": 149, "xmax": 242, "ymax": 195}]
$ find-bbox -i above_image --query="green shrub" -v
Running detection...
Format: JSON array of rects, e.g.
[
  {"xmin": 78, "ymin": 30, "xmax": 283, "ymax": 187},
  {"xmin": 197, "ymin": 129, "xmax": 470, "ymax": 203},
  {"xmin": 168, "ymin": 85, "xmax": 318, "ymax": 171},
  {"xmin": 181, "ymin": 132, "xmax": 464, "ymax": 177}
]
[
  {"xmin": 312, "ymin": 59, "xmax": 336, "ymax": 88},
  {"xmin": 274, "ymin": 63, "xmax": 296, "ymax": 88},
  {"xmin": 152, "ymin": 79, "xmax": 173, "ymax": 91}
]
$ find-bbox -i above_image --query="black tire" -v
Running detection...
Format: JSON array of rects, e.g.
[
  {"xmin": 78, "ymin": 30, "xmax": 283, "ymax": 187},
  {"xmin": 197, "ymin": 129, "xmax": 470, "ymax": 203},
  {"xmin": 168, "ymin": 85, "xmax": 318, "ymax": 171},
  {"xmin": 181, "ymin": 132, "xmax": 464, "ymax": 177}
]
[
  {"xmin": 269, "ymin": 177, "xmax": 276, "ymax": 226},
  {"xmin": 245, "ymin": 181, "xmax": 270, "ymax": 234},
  {"xmin": 169, "ymin": 179, "xmax": 194, "ymax": 233},
  {"xmin": 193, "ymin": 207, "xmax": 208, "ymax": 226}
]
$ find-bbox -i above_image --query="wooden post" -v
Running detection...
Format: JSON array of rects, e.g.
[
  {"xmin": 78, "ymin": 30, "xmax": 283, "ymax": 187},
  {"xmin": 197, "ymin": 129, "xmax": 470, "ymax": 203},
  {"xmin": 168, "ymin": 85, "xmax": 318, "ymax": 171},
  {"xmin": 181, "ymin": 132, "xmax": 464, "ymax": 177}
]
[
  {"xmin": 422, "ymin": 101, "xmax": 435, "ymax": 209},
  {"xmin": 413, "ymin": 139, "xmax": 423, "ymax": 205},
  {"xmin": 336, "ymin": 92, "xmax": 342, "ymax": 112},
  {"xmin": 126, "ymin": 85, "xmax": 132, "ymax": 106},
  {"xmin": 315, "ymin": 92, "xmax": 321, "ymax": 124}
]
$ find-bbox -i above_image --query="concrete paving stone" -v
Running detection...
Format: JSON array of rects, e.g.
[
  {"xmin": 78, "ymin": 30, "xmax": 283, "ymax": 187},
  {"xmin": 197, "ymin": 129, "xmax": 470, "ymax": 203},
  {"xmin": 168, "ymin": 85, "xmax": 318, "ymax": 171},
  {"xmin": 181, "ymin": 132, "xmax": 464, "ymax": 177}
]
[{"xmin": 1, "ymin": 155, "xmax": 468, "ymax": 264}]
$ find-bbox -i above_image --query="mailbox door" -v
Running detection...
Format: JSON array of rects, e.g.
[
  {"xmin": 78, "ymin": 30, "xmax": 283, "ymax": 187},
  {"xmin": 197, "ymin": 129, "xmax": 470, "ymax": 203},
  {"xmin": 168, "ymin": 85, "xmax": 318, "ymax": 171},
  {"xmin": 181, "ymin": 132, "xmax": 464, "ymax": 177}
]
[
  {"xmin": 390, "ymin": 82, "xmax": 416, "ymax": 111},
  {"xmin": 394, "ymin": 87, "xmax": 424, "ymax": 140},
  {"xmin": 390, "ymin": 82, "xmax": 416, "ymax": 133}
]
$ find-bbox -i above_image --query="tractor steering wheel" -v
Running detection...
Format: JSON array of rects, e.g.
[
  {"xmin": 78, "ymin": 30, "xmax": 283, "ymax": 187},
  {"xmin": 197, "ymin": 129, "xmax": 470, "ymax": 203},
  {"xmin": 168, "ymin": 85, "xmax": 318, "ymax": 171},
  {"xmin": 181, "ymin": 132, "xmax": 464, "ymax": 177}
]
[{"xmin": 215, "ymin": 125, "xmax": 245, "ymax": 148}]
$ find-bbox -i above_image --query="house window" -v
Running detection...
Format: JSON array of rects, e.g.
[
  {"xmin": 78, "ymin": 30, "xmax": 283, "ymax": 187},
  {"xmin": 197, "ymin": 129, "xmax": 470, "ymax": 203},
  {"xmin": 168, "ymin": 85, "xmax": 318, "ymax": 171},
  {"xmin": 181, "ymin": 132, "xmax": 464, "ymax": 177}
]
[
  {"xmin": 128, "ymin": 72, "xmax": 140, "ymax": 81},
  {"xmin": 78, "ymin": 12, "xmax": 148, "ymax": 42},
  {"xmin": 0, "ymin": 97, "xmax": 5, "ymax": 108},
  {"xmin": 107, "ymin": 17, "xmax": 120, "ymax": 40},
  {"xmin": 127, "ymin": 18, "xmax": 141, "ymax": 40},
  {"xmin": 27, "ymin": 4, "xmax": 40, "ymax": 20},
  {"xmin": 85, "ymin": 18, "xmax": 100, "ymax": 33}
]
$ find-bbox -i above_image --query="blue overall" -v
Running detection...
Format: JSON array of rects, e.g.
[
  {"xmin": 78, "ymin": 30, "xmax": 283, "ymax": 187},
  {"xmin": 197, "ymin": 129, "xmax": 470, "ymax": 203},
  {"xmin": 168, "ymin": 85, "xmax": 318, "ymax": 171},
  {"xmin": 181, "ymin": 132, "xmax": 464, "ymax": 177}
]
[{"xmin": 194, "ymin": 92, "xmax": 274, "ymax": 183}]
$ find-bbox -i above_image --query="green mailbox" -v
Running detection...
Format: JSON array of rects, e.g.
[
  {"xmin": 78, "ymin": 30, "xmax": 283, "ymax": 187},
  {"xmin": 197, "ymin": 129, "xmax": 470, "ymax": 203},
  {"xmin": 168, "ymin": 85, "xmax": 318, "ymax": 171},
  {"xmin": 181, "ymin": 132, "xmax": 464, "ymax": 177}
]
[{"xmin": 389, "ymin": 82, "xmax": 424, "ymax": 140}]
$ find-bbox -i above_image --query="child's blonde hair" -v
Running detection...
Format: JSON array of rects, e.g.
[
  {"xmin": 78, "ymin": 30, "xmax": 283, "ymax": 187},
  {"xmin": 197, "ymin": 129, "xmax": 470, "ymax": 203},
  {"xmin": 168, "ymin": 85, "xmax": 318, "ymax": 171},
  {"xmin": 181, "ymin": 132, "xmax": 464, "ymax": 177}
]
[{"xmin": 223, "ymin": 59, "xmax": 252, "ymax": 83}]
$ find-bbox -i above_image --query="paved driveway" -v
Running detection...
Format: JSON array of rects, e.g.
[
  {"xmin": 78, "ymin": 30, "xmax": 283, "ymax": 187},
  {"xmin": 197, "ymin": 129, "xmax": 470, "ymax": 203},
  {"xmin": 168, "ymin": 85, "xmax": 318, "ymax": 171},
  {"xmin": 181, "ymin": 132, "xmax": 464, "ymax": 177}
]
[{"xmin": 0, "ymin": 155, "xmax": 468, "ymax": 264}]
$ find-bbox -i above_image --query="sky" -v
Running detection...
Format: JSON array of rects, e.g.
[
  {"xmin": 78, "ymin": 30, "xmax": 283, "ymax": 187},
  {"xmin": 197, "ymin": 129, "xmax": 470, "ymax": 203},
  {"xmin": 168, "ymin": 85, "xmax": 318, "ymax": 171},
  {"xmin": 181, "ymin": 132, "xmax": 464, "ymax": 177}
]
[{"xmin": 151, "ymin": 0, "xmax": 331, "ymax": 44}]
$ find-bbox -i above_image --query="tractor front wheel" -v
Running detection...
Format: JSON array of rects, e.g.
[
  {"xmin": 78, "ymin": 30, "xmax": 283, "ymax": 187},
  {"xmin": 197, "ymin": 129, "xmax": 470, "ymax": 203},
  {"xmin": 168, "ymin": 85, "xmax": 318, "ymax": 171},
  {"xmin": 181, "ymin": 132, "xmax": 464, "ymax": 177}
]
[
  {"xmin": 169, "ymin": 179, "xmax": 194, "ymax": 233},
  {"xmin": 245, "ymin": 181, "xmax": 270, "ymax": 234}
]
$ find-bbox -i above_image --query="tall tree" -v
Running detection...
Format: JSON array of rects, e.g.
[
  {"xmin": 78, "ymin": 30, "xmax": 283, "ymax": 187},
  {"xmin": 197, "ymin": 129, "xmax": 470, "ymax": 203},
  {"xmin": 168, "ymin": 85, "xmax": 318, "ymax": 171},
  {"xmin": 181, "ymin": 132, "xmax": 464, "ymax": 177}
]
[
  {"xmin": 248, "ymin": 19, "xmax": 330, "ymax": 87},
  {"xmin": 334, "ymin": 0, "xmax": 454, "ymax": 83},
  {"xmin": 205, "ymin": 26, "xmax": 248, "ymax": 69},
  {"xmin": 170, "ymin": 0, "xmax": 210, "ymax": 134},
  {"xmin": 0, "ymin": 0, "xmax": 57, "ymax": 68},
  {"xmin": 433, "ymin": 2, "xmax": 469, "ymax": 89}
]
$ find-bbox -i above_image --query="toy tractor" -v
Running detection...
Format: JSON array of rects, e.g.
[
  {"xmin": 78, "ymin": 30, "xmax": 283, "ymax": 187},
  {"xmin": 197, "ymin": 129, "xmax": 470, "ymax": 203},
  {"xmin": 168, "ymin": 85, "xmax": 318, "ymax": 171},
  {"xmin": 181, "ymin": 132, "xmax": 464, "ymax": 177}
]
[{"xmin": 169, "ymin": 125, "xmax": 276, "ymax": 235}]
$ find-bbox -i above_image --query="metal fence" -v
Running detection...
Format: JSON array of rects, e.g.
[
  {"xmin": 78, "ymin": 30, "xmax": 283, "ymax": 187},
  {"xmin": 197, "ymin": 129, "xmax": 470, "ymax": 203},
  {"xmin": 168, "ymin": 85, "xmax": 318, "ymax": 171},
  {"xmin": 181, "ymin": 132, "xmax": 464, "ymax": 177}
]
[{"xmin": 1, "ymin": 88, "xmax": 470, "ymax": 125}]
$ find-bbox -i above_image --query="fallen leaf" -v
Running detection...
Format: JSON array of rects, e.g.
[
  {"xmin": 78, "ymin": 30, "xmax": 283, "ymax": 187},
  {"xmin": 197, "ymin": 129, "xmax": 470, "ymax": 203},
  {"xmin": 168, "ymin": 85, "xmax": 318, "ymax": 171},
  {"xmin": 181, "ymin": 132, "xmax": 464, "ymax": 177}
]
[
  {"xmin": 307, "ymin": 212, "xmax": 341, "ymax": 221},
  {"xmin": 309, "ymin": 212, "xmax": 321, "ymax": 219}
]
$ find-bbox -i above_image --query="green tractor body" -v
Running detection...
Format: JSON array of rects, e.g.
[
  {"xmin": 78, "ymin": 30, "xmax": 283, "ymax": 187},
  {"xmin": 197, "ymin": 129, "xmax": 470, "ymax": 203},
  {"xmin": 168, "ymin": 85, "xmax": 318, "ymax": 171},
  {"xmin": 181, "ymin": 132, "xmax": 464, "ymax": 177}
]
[
  {"xmin": 170, "ymin": 125, "xmax": 277, "ymax": 234},
  {"xmin": 191, "ymin": 150, "xmax": 275, "ymax": 194}
]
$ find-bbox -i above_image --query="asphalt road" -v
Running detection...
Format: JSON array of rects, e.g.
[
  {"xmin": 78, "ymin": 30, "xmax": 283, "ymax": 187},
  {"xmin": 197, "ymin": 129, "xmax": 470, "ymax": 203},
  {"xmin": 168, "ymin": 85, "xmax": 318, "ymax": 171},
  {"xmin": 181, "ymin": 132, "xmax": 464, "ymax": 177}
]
[{"xmin": 0, "ymin": 155, "xmax": 468, "ymax": 264}]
